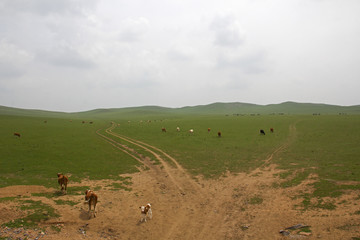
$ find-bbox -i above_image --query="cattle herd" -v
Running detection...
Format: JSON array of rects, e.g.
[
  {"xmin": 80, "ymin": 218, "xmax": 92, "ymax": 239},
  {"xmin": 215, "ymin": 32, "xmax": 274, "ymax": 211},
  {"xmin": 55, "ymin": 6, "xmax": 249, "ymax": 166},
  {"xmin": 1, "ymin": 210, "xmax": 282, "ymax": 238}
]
[
  {"xmin": 16, "ymin": 123, "xmax": 274, "ymax": 222},
  {"xmin": 159, "ymin": 127, "xmax": 274, "ymax": 137}
]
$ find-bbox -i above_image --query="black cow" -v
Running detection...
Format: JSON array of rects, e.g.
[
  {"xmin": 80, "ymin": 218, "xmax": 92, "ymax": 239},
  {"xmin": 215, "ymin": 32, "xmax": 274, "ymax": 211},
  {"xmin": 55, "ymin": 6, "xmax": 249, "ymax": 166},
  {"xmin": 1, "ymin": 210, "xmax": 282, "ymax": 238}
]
[{"xmin": 260, "ymin": 129, "xmax": 265, "ymax": 135}]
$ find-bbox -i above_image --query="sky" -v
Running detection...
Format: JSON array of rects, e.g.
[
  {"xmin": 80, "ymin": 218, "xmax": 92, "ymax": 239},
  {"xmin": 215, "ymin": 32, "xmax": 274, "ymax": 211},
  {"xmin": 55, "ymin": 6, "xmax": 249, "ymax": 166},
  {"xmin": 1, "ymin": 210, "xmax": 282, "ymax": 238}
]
[{"xmin": 0, "ymin": 0, "xmax": 359, "ymax": 112}]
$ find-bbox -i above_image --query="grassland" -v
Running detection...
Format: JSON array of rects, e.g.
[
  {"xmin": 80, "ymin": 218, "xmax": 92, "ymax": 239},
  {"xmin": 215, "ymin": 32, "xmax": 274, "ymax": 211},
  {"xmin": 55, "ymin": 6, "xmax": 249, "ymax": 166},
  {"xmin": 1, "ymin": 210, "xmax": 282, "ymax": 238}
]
[
  {"xmin": 1, "ymin": 104, "xmax": 360, "ymax": 207},
  {"xmin": 0, "ymin": 115, "xmax": 139, "ymax": 188}
]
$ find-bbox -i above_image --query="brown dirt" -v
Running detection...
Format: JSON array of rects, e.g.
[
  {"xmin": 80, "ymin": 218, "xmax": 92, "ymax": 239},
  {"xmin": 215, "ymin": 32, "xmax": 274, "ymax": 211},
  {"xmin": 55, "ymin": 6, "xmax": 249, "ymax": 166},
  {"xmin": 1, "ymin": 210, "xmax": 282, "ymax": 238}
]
[{"xmin": 0, "ymin": 123, "xmax": 359, "ymax": 239}]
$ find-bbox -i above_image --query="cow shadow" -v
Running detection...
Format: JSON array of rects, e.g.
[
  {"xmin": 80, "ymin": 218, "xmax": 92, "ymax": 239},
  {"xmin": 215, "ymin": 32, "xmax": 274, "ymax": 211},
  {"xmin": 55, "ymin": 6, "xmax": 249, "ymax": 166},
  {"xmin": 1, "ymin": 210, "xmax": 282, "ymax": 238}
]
[
  {"xmin": 54, "ymin": 190, "xmax": 66, "ymax": 196},
  {"xmin": 79, "ymin": 209, "xmax": 91, "ymax": 220}
]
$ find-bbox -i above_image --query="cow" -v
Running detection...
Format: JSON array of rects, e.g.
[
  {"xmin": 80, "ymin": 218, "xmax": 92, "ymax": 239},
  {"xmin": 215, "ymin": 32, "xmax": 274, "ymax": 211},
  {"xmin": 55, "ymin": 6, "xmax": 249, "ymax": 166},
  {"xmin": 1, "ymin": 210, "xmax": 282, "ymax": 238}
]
[
  {"xmin": 57, "ymin": 173, "xmax": 69, "ymax": 194},
  {"xmin": 162, "ymin": 127, "xmax": 167, "ymax": 132},
  {"xmin": 139, "ymin": 203, "xmax": 152, "ymax": 222},
  {"xmin": 84, "ymin": 190, "xmax": 98, "ymax": 218},
  {"xmin": 14, "ymin": 132, "xmax": 21, "ymax": 137},
  {"xmin": 176, "ymin": 127, "xmax": 180, "ymax": 132},
  {"xmin": 189, "ymin": 129, "xmax": 194, "ymax": 134},
  {"xmin": 208, "ymin": 128, "xmax": 211, "ymax": 133},
  {"xmin": 218, "ymin": 131, "xmax": 222, "ymax": 137},
  {"xmin": 270, "ymin": 128, "xmax": 274, "ymax": 133},
  {"xmin": 260, "ymin": 129, "xmax": 265, "ymax": 135}
]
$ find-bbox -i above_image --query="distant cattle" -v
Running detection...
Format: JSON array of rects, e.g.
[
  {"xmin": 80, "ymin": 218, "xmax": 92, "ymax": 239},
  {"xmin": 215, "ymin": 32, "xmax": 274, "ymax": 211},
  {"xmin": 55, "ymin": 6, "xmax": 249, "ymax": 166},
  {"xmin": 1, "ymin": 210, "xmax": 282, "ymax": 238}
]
[
  {"xmin": 57, "ymin": 173, "xmax": 69, "ymax": 194},
  {"xmin": 270, "ymin": 128, "xmax": 274, "ymax": 133},
  {"xmin": 260, "ymin": 129, "xmax": 265, "ymax": 135},
  {"xmin": 44, "ymin": 120, "xmax": 47, "ymax": 123},
  {"xmin": 208, "ymin": 128, "xmax": 211, "ymax": 133},
  {"xmin": 189, "ymin": 129, "xmax": 194, "ymax": 134},
  {"xmin": 218, "ymin": 131, "xmax": 222, "ymax": 137},
  {"xmin": 139, "ymin": 203, "xmax": 152, "ymax": 222},
  {"xmin": 84, "ymin": 190, "xmax": 98, "ymax": 218},
  {"xmin": 14, "ymin": 132, "xmax": 21, "ymax": 137},
  {"xmin": 89, "ymin": 121, "xmax": 93, "ymax": 124},
  {"xmin": 162, "ymin": 127, "xmax": 167, "ymax": 132},
  {"xmin": 176, "ymin": 127, "xmax": 180, "ymax": 132}
]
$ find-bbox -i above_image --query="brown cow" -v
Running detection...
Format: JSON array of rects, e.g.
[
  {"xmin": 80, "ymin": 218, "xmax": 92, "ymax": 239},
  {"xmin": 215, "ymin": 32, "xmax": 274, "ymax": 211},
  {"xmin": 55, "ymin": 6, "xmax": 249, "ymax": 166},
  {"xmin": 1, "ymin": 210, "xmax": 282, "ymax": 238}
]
[
  {"xmin": 57, "ymin": 173, "xmax": 69, "ymax": 194},
  {"xmin": 14, "ymin": 132, "xmax": 21, "ymax": 137},
  {"xmin": 208, "ymin": 128, "xmax": 211, "ymax": 133},
  {"xmin": 218, "ymin": 131, "xmax": 222, "ymax": 137},
  {"xmin": 84, "ymin": 190, "xmax": 98, "ymax": 218},
  {"xmin": 270, "ymin": 128, "xmax": 274, "ymax": 133},
  {"xmin": 162, "ymin": 127, "xmax": 167, "ymax": 132}
]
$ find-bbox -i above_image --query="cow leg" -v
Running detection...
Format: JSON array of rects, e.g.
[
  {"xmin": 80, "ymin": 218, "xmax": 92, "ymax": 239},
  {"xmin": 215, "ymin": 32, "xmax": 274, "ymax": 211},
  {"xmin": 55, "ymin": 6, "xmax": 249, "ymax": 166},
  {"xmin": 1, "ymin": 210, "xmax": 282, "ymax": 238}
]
[
  {"xmin": 88, "ymin": 202, "xmax": 92, "ymax": 219},
  {"xmin": 93, "ymin": 203, "xmax": 97, "ymax": 217}
]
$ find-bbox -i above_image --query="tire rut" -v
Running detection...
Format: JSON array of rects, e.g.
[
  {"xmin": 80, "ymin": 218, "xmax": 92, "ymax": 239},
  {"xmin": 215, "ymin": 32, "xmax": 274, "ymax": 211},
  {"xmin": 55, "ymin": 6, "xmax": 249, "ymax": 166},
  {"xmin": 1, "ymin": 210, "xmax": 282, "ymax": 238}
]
[{"xmin": 97, "ymin": 123, "xmax": 208, "ymax": 239}]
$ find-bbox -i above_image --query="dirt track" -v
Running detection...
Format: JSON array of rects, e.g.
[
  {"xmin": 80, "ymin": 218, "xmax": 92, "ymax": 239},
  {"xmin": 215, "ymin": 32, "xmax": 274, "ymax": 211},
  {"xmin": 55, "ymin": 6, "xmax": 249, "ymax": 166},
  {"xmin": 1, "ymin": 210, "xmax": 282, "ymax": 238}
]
[{"xmin": 1, "ymin": 123, "xmax": 359, "ymax": 239}]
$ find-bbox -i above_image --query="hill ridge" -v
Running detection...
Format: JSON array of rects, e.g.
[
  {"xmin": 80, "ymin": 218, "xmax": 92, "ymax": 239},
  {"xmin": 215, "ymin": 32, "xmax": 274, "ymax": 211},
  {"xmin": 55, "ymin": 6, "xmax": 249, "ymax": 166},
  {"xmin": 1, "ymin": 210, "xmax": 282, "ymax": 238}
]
[{"xmin": 1, "ymin": 102, "xmax": 359, "ymax": 118}]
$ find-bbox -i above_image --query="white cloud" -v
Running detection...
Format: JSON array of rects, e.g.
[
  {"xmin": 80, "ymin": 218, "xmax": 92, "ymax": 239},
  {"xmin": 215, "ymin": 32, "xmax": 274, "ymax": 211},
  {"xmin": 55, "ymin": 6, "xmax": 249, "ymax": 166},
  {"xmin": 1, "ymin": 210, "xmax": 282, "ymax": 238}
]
[
  {"xmin": 0, "ymin": 40, "xmax": 33, "ymax": 78},
  {"xmin": 118, "ymin": 17, "xmax": 150, "ymax": 42},
  {"xmin": 210, "ymin": 12, "xmax": 246, "ymax": 48}
]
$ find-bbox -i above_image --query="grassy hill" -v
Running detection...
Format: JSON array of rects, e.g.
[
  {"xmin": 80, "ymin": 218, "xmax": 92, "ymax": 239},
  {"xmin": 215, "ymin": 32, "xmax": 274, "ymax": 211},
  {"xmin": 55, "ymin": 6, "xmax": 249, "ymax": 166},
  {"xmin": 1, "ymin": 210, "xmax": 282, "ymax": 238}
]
[{"xmin": 1, "ymin": 102, "xmax": 359, "ymax": 119}]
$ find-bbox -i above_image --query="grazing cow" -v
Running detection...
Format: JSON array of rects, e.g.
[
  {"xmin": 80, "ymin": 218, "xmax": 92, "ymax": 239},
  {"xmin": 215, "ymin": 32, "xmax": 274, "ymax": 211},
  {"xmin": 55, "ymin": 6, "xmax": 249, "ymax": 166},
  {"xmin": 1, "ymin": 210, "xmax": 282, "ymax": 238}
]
[
  {"xmin": 84, "ymin": 190, "xmax": 98, "ymax": 218},
  {"xmin": 14, "ymin": 132, "xmax": 21, "ymax": 137},
  {"xmin": 139, "ymin": 203, "xmax": 152, "ymax": 222},
  {"xmin": 162, "ymin": 127, "xmax": 167, "ymax": 132},
  {"xmin": 189, "ymin": 129, "xmax": 194, "ymax": 134},
  {"xmin": 176, "ymin": 127, "xmax": 180, "ymax": 132},
  {"xmin": 218, "ymin": 131, "xmax": 222, "ymax": 137},
  {"xmin": 57, "ymin": 173, "xmax": 68, "ymax": 193},
  {"xmin": 260, "ymin": 129, "xmax": 265, "ymax": 135},
  {"xmin": 270, "ymin": 128, "xmax": 274, "ymax": 133},
  {"xmin": 208, "ymin": 128, "xmax": 211, "ymax": 133}
]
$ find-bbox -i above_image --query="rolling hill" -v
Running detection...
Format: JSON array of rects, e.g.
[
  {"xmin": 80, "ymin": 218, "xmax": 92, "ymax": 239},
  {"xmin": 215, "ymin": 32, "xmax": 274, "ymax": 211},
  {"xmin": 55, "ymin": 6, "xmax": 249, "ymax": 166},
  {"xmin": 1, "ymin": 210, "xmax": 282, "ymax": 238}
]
[{"xmin": 0, "ymin": 102, "xmax": 359, "ymax": 119}]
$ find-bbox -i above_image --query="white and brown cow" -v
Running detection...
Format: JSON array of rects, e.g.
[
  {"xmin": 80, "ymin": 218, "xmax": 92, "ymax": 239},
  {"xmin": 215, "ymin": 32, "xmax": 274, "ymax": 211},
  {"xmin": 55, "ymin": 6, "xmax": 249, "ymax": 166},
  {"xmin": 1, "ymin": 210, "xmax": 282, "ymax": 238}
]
[
  {"xmin": 84, "ymin": 190, "xmax": 98, "ymax": 218},
  {"xmin": 139, "ymin": 203, "xmax": 152, "ymax": 222}
]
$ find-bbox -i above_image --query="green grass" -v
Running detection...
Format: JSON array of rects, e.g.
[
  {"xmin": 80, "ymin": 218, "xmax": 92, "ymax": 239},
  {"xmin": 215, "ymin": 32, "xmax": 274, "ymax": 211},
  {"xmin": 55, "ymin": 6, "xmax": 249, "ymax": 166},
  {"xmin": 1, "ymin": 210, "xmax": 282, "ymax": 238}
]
[
  {"xmin": 248, "ymin": 195, "xmax": 263, "ymax": 205},
  {"xmin": 0, "ymin": 115, "xmax": 140, "ymax": 188},
  {"xmin": 54, "ymin": 199, "xmax": 78, "ymax": 206}
]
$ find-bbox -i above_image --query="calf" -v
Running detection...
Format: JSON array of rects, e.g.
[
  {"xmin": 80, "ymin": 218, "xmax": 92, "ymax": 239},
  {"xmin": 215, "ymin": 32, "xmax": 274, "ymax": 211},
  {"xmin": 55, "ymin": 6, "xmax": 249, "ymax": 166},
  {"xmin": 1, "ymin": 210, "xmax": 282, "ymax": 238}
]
[
  {"xmin": 218, "ymin": 131, "xmax": 222, "ymax": 137},
  {"xmin": 57, "ymin": 173, "xmax": 68, "ymax": 193},
  {"xmin": 84, "ymin": 190, "xmax": 98, "ymax": 218},
  {"xmin": 139, "ymin": 203, "xmax": 152, "ymax": 222},
  {"xmin": 162, "ymin": 127, "xmax": 167, "ymax": 132},
  {"xmin": 260, "ymin": 129, "xmax": 265, "ymax": 135},
  {"xmin": 14, "ymin": 132, "xmax": 21, "ymax": 137}
]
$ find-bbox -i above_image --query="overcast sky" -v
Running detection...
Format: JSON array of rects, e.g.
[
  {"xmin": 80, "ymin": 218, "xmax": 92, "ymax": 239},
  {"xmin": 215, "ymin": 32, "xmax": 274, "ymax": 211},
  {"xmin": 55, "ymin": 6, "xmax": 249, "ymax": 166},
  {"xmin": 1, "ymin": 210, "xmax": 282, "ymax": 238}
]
[{"xmin": 0, "ymin": 0, "xmax": 359, "ymax": 112}]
